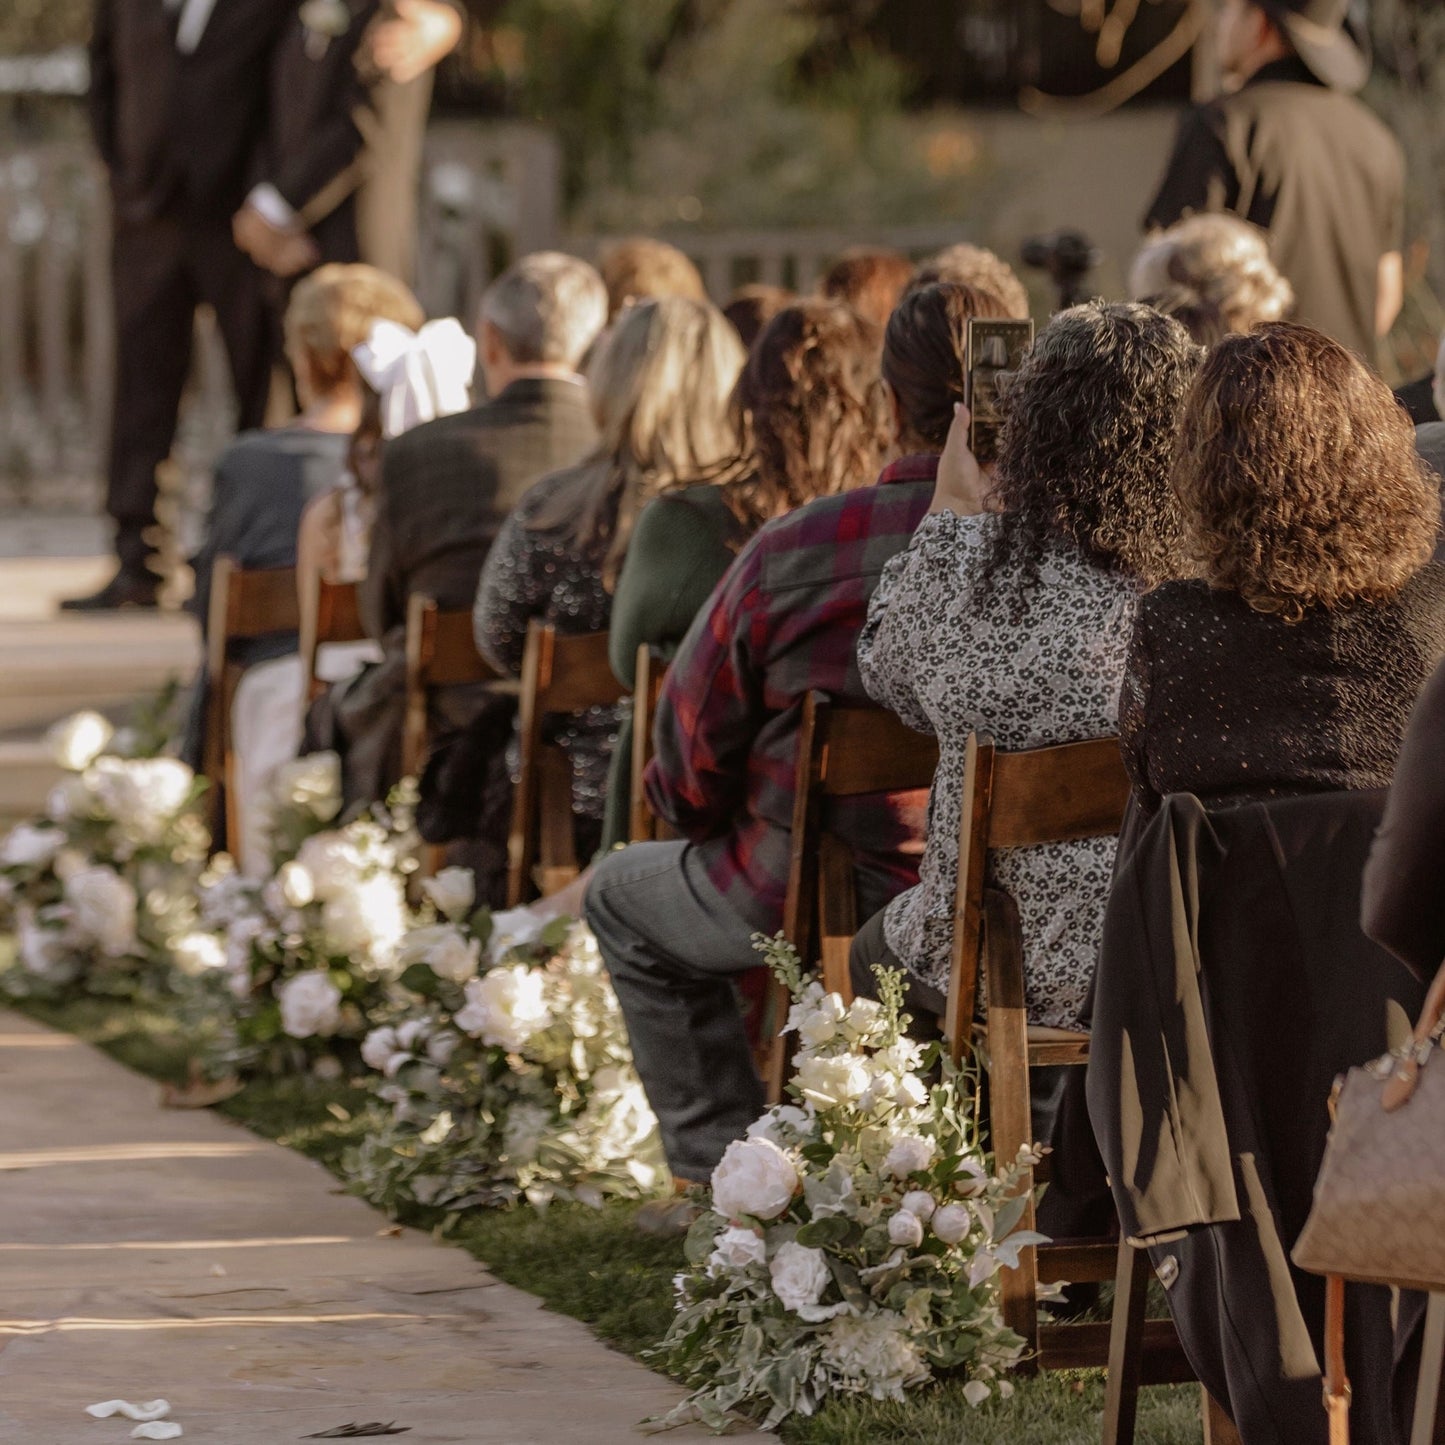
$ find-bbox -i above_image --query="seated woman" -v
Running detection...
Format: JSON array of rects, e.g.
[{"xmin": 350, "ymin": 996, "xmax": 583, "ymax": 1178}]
[
  {"xmin": 1130, "ymin": 212, "xmax": 1293, "ymax": 348},
  {"xmin": 471, "ymin": 296, "xmax": 745, "ymax": 861},
  {"xmin": 1122, "ymin": 322, "xmax": 1445, "ymax": 815},
  {"xmin": 598, "ymin": 283, "xmax": 1019, "ymax": 853},
  {"xmin": 853, "ymin": 301, "xmax": 1201, "ymax": 1033}
]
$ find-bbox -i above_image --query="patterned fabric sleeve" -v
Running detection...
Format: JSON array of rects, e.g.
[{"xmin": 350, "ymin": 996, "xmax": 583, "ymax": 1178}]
[
  {"xmin": 472, "ymin": 488, "xmax": 551, "ymax": 678},
  {"xmin": 1118, "ymin": 607, "xmax": 1155, "ymax": 809},
  {"xmin": 644, "ymin": 533, "xmax": 768, "ymax": 838}
]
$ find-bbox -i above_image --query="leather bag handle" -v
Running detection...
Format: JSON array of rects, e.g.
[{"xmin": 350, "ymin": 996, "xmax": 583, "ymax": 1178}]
[
  {"xmin": 1325, "ymin": 1273, "xmax": 1351, "ymax": 1445},
  {"xmin": 1382, "ymin": 957, "xmax": 1445, "ymax": 1112}
]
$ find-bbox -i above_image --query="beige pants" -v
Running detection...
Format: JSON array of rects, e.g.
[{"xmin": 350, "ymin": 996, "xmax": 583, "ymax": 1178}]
[{"xmin": 357, "ymin": 71, "xmax": 434, "ymax": 284}]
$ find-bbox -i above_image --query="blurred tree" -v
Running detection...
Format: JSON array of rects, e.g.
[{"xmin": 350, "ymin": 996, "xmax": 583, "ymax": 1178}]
[{"xmin": 0, "ymin": 0, "xmax": 89, "ymax": 55}]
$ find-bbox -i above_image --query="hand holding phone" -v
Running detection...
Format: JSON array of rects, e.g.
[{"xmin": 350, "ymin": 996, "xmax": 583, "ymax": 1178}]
[{"xmin": 965, "ymin": 317, "xmax": 1033, "ymax": 463}]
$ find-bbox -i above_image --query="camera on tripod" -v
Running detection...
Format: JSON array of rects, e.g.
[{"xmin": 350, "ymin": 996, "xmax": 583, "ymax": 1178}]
[{"xmin": 1020, "ymin": 229, "xmax": 1101, "ymax": 310}]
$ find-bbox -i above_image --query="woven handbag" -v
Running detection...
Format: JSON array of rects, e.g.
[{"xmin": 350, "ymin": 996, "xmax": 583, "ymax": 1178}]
[{"xmin": 1293, "ymin": 960, "xmax": 1445, "ymax": 1444}]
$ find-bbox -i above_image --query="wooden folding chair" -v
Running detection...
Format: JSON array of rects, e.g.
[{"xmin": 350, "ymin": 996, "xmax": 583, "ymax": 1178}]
[
  {"xmin": 629, "ymin": 644, "xmax": 676, "ymax": 844},
  {"xmin": 507, "ymin": 620, "xmax": 627, "ymax": 906},
  {"xmin": 202, "ymin": 557, "xmax": 301, "ymax": 858},
  {"xmin": 946, "ymin": 732, "xmax": 1227, "ymax": 1444},
  {"xmin": 763, "ymin": 692, "xmax": 939, "ymax": 1102},
  {"xmin": 300, "ymin": 577, "xmax": 366, "ymax": 707}
]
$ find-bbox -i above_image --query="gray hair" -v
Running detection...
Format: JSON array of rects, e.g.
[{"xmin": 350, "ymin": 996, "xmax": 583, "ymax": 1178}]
[{"xmin": 478, "ymin": 251, "xmax": 608, "ymax": 369}]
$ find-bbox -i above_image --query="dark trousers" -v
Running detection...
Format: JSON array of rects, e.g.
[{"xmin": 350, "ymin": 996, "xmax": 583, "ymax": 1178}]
[{"xmin": 108, "ymin": 216, "xmax": 273, "ymax": 572}]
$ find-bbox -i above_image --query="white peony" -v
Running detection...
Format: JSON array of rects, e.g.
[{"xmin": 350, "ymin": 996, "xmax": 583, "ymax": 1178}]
[
  {"xmin": 295, "ymin": 831, "xmax": 368, "ymax": 899},
  {"xmin": 485, "ymin": 906, "xmax": 548, "ymax": 963},
  {"xmin": 0, "ymin": 823, "xmax": 64, "ymax": 870},
  {"xmin": 888, "ymin": 1209, "xmax": 925, "ymax": 1248},
  {"xmin": 63, "ymin": 866, "xmax": 138, "ymax": 955},
  {"xmin": 710, "ymin": 1136, "xmax": 799, "ymax": 1221},
  {"xmin": 398, "ymin": 923, "xmax": 478, "ymax": 984},
  {"xmin": 707, "ymin": 1226, "xmax": 767, "ymax": 1276},
  {"xmin": 882, "ymin": 1134, "xmax": 936, "ymax": 1179},
  {"xmin": 769, "ymin": 1241, "xmax": 830, "ymax": 1313},
  {"xmin": 453, "ymin": 965, "xmax": 553, "ymax": 1051},
  {"xmin": 86, "ymin": 757, "xmax": 194, "ymax": 840},
  {"xmin": 321, "ymin": 873, "xmax": 406, "ymax": 966},
  {"xmin": 819, "ymin": 1314, "xmax": 929, "ymax": 1397},
  {"xmin": 793, "ymin": 1052, "xmax": 874, "ymax": 1110},
  {"xmin": 277, "ymin": 861, "xmax": 315, "ymax": 908},
  {"xmin": 277, "ymin": 970, "xmax": 342, "ymax": 1039},
  {"xmin": 931, "ymin": 1202, "xmax": 972, "ymax": 1245},
  {"xmin": 900, "ymin": 1190, "xmax": 937, "ymax": 1222},
  {"xmin": 421, "ymin": 867, "xmax": 474, "ymax": 923},
  {"xmin": 46, "ymin": 710, "xmax": 114, "ymax": 771}
]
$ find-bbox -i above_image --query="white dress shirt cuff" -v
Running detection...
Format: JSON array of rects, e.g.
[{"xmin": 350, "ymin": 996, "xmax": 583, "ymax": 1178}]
[{"xmin": 245, "ymin": 184, "xmax": 299, "ymax": 231}]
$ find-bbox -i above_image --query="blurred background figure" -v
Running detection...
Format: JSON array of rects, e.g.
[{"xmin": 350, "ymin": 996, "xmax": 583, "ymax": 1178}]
[
  {"xmin": 721, "ymin": 283, "xmax": 793, "ymax": 351},
  {"xmin": 596, "ymin": 236, "xmax": 708, "ymax": 321},
  {"xmin": 818, "ymin": 245, "xmax": 915, "ymax": 329}
]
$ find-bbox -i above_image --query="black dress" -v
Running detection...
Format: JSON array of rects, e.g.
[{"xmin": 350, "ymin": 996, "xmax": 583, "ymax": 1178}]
[{"xmin": 1119, "ymin": 566, "xmax": 1445, "ymax": 812}]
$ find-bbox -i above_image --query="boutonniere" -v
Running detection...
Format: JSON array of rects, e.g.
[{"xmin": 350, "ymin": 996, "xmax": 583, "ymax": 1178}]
[{"xmin": 299, "ymin": 0, "xmax": 351, "ymax": 58}]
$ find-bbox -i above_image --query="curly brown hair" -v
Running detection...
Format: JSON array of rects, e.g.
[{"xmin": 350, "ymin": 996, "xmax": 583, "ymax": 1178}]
[
  {"xmin": 1174, "ymin": 323, "xmax": 1440, "ymax": 619},
  {"xmin": 907, "ymin": 243, "xmax": 1031, "ymax": 321},
  {"xmin": 882, "ymin": 282, "xmax": 1017, "ymax": 453},
  {"xmin": 983, "ymin": 300, "xmax": 1202, "ymax": 611},
  {"xmin": 819, "ymin": 247, "xmax": 916, "ymax": 329},
  {"xmin": 722, "ymin": 299, "xmax": 891, "ymax": 529}
]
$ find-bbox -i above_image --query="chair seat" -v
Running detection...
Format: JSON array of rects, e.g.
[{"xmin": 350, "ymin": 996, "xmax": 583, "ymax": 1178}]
[{"xmin": 1028, "ymin": 1024, "xmax": 1090, "ymax": 1043}]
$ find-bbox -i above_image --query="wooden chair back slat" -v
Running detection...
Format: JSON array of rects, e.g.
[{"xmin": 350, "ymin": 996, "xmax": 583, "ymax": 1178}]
[
  {"xmin": 402, "ymin": 595, "xmax": 500, "ymax": 781},
  {"xmin": 301, "ymin": 578, "xmax": 366, "ymax": 705},
  {"xmin": 630, "ymin": 645, "xmax": 673, "ymax": 844},
  {"xmin": 987, "ymin": 738, "xmax": 1134, "ymax": 850},
  {"xmin": 506, "ymin": 621, "xmax": 628, "ymax": 906},
  {"xmin": 202, "ymin": 558, "xmax": 301, "ymax": 856}
]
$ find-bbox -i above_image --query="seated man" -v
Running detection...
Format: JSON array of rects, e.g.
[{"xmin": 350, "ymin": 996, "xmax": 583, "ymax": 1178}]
[
  {"xmin": 309, "ymin": 251, "xmax": 607, "ymax": 826},
  {"xmin": 583, "ymin": 462, "xmax": 936, "ymax": 1185}
]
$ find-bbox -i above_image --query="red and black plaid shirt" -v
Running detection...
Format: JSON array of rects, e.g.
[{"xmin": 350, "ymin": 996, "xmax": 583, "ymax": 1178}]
[{"xmin": 645, "ymin": 455, "xmax": 937, "ymax": 933}]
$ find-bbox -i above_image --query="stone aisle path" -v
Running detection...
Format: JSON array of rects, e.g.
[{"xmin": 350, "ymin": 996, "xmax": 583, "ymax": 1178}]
[{"xmin": 0, "ymin": 1011, "xmax": 759, "ymax": 1444}]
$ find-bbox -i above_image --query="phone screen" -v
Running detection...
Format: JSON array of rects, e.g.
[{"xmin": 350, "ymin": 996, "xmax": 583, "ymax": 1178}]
[{"xmin": 966, "ymin": 318, "xmax": 1034, "ymax": 463}]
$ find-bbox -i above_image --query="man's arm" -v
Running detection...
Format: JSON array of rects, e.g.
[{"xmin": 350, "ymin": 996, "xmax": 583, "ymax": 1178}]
[
  {"xmin": 1141, "ymin": 103, "xmax": 1234, "ymax": 233},
  {"xmin": 1377, "ymin": 251, "xmax": 1404, "ymax": 340},
  {"xmin": 644, "ymin": 536, "xmax": 768, "ymax": 837},
  {"xmin": 358, "ymin": 459, "xmax": 405, "ymax": 642}
]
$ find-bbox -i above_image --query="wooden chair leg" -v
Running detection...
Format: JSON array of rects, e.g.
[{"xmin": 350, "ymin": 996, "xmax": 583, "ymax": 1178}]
[
  {"xmin": 1101, "ymin": 1239, "xmax": 1149, "ymax": 1445},
  {"xmin": 1411, "ymin": 1292, "xmax": 1445, "ymax": 1445},
  {"xmin": 1203, "ymin": 1387, "xmax": 1243, "ymax": 1445}
]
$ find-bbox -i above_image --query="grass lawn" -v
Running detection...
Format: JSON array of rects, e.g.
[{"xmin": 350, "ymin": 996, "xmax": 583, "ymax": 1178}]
[{"xmin": 11, "ymin": 988, "xmax": 1204, "ymax": 1444}]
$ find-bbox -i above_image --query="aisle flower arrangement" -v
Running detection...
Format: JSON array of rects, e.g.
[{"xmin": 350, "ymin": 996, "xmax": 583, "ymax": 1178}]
[
  {"xmin": 342, "ymin": 887, "xmax": 665, "ymax": 1213},
  {"xmin": 0, "ymin": 712, "xmax": 208, "ymax": 998},
  {"xmin": 652, "ymin": 935, "xmax": 1042, "ymax": 1431}
]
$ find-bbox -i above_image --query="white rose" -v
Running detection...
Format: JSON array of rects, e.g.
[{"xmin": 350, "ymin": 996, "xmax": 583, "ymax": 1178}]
[
  {"xmin": 321, "ymin": 873, "xmax": 406, "ymax": 966},
  {"xmin": 931, "ymin": 1202, "xmax": 972, "ymax": 1245},
  {"xmin": 361, "ymin": 1025, "xmax": 399, "ymax": 1072},
  {"xmin": 278, "ymin": 861, "xmax": 315, "ymax": 909},
  {"xmin": 710, "ymin": 1136, "xmax": 799, "ymax": 1221},
  {"xmin": 87, "ymin": 757, "xmax": 194, "ymax": 840},
  {"xmin": 707, "ymin": 1226, "xmax": 767, "ymax": 1275},
  {"xmin": 399, "ymin": 923, "xmax": 478, "ymax": 984},
  {"xmin": 888, "ymin": 1209, "xmax": 925, "ymax": 1248},
  {"xmin": 453, "ymin": 965, "xmax": 553, "ymax": 1051},
  {"xmin": 882, "ymin": 1134, "xmax": 935, "ymax": 1179},
  {"xmin": 793, "ymin": 1052, "xmax": 873, "ymax": 1110},
  {"xmin": 296, "ymin": 832, "xmax": 367, "ymax": 899},
  {"xmin": 277, "ymin": 970, "xmax": 342, "ymax": 1039},
  {"xmin": 746, "ymin": 1104, "xmax": 812, "ymax": 1146},
  {"xmin": 63, "ymin": 866, "xmax": 137, "ymax": 955},
  {"xmin": 900, "ymin": 1190, "xmax": 936, "ymax": 1222},
  {"xmin": 421, "ymin": 867, "xmax": 475, "ymax": 923},
  {"xmin": 0, "ymin": 824, "xmax": 64, "ymax": 870},
  {"xmin": 769, "ymin": 1241, "xmax": 830, "ymax": 1312},
  {"xmin": 485, "ymin": 905, "xmax": 548, "ymax": 963},
  {"xmin": 46, "ymin": 710, "xmax": 114, "ymax": 771}
]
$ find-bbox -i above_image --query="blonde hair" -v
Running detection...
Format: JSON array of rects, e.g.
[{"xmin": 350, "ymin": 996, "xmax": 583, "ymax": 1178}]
[
  {"xmin": 596, "ymin": 237, "xmax": 708, "ymax": 318},
  {"xmin": 1131, "ymin": 214, "xmax": 1293, "ymax": 345},
  {"xmin": 283, "ymin": 264, "xmax": 424, "ymax": 393},
  {"xmin": 530, "ymin": 297, "xmax": 746, "ymax": 586}
]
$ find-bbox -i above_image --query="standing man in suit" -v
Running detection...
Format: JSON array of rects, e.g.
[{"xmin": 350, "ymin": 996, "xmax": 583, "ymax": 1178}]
[{"xmin": 1142, "ymin": 0, "xmax": 1404, "ymax": 366}]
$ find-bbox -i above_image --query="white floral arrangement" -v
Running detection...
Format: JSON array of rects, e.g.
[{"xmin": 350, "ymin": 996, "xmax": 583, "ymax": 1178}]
[
  {"xmin": 651, "ymin": 936, "xmax": 1043, "ymax": 1432},
  {"xmin": 0, "ymin": 712, "xmax": 208, "ymax": 997},
  {"xmin": 342, "ymin": 891, "xmax": 664, "ymax": 1214}
]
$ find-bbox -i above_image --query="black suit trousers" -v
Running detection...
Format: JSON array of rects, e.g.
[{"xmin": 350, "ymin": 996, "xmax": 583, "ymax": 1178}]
[{"xmin": 108, "ymin": 214, "xmax": 273, "ymax": 570}]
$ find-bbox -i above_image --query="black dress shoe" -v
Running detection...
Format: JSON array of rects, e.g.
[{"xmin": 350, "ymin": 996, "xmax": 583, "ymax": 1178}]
[{"xmin": 58, "ymin": 569, "xmax": 160, "ymax": 612}]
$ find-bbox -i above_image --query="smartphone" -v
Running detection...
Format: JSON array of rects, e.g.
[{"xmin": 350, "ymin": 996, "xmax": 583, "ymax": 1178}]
[{"xmin": 966, "ymin": 318, "xmax": 1034, "ymax": 463}]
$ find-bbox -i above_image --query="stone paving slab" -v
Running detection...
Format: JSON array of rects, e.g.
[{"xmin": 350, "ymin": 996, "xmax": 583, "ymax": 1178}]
[{"xmin": 0, "ymin": 1013, "xmax": 757, "ymax": 1444}]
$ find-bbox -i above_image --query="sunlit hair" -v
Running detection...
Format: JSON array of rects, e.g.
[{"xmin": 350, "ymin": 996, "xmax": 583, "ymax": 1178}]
[
  {"xmin": 528, "ymin": 297, "xmax": 746, "ymax": 587},
  {"xmin": 722, "ymin": 283, "xmax": 794, "ymax": 351},
  {"xmin": 818, "ymin": 247, "xmax": 916, "ymax": 330},
  {"xmin": 1174, "ymin": 322, "xmax": 1439, "ymax": 619},
  {"xmin": 1131, "ymin": 213, "xmax": 1294, "ymax": 347},
  {"xmin": 284, "ymin": 264, "xmax": 423, "ymax": 395},
  {"xmin": 907, "ymin": 243, "xmax": 1031, "ymax": 321},
  {"xmin": 882, "ymin": 282, "xmax": 1016, "ymax": 453},
  {"xmin": 596, "ymin": 236, "xmax": 708, "ymax": 319},
  {"xmin": 983, "ymin": 300, "xmax": 1202, "ymax": 612},
  {"xmin": 721, "ymin": 299, "xmax": 891, "ymax": 530}
]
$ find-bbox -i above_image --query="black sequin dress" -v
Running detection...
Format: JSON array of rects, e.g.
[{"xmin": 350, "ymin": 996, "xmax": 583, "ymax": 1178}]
[
  {"xmin": 1120, "ymin": 565, "xmax": 1445, "ymax": 812},
  {"xmin": 472, "ymin": 465, "xmax": 625, "ymax": 823}
]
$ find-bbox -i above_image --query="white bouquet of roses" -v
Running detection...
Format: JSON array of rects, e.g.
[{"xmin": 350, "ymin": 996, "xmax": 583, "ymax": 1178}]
[
  {"xmin": 343, "ymin": 890, "xmax": 663, "ymax": 1215},
  {"xmin": 652, "ymin": 936, "xmax": 1043, "ymax": 1432},
  {"xmin": 0, "ymin": 711, "xmax": 208, "ymax": 997}
]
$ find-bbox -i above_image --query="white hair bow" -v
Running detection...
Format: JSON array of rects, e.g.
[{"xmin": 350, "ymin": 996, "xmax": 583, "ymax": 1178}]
[{"xmin": 352, "ymin": 317, "xmax": 477, "ymax": 439}]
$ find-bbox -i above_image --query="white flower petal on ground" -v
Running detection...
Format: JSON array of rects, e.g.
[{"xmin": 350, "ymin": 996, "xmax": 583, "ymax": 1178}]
[
  {"xmin": 63, "ymin": 865, "xmax": 138, "ymax": 956},
  {"xmin": 47, "ymin": 710, "xmax": 114, "ymax": 771},
  {"xmin": 963, "ymin": 1380, "xmax": 992, "ymax": 1407},
  {"xmin": 707, "ymin": 1226, "xmax": 767, "ymax": 1275},
  {"xmin": 769, "ymin": 1241, "xmax": 830, "ymax": 1312},
  {"xmin": 421, "ymin": 866, "xmax": 475, "ymax": 923},
  {"xmin": 0, "ymin": 823, "xmax": 65, "ymax": 869},
  {"xmin": 85, "ymin": 1400, "xmax": 170, "ymax": 1421},
  {"xmin": 131, "ymin": 1424, "xmax": 183, "ymax": 1440},
  {"xmin": 277, "ymin": 971, "xmax": 342, "ymax": 1039},
  {"xmin": 710, "ymin": 1136, "xmax": 798, "ymax": 1221}
]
